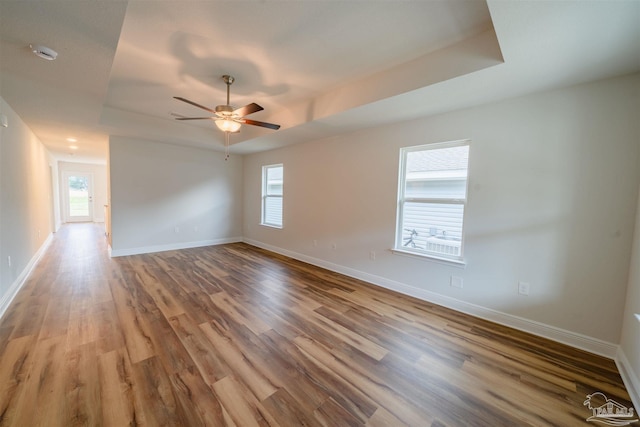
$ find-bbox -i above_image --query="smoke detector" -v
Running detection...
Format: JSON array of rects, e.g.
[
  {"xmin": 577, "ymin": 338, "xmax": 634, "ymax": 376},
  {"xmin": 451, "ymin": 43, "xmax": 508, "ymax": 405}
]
[{"xmin": 30, "ymin": 44, "xmax": 57, "ymax": 61}]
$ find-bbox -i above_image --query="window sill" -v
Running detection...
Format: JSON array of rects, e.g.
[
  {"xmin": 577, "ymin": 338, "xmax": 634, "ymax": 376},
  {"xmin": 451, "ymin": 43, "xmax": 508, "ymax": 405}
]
[
  {"xmin": 391, "ymin": 248, "xmax": 466, "ymax": 268},
  {"xmin": 260, "ymin": 223, "xmax": 283, "ymax": 229}
]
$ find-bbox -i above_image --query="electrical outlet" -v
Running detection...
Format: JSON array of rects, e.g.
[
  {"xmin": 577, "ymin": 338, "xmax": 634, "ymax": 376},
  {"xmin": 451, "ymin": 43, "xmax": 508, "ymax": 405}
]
[
  {"xmin": 7, "ymin": 256, "xmax": 11, "ymax": 267},
  {"xmin": 174, "ymin": 226, "xmax": 180, "ymax": 233},
  {"xmin": 450, "ymin": 276, "xmax": 463, "ymax": 288},
  {"xmin": 518, "ymin": 281, "xmax": 530, "ymax": 296},
  {"xmin": 369, "ymin": 251, "xmax": 376, "ymax": 260}
]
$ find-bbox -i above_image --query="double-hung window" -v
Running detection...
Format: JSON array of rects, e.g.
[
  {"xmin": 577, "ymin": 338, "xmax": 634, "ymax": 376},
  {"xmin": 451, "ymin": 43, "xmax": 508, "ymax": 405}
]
[
  {"xmin": 395, "ymin": 140, "xmax": 470, "ymax": 262},
  {"xmin": 261, "ymin": 164, "xmax": 283, "ymax": 228}
]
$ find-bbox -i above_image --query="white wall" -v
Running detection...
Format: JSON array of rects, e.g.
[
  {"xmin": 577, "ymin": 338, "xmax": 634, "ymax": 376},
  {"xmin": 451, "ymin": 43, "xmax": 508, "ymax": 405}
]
[
  {"xmin": 619, "ymin": 186, "xmax": 640, "ymax": 408},
  {"xmin": 243, "ymin": 73, "xmax": 640, "ymax": 352},
  {"xmin": 0, "ymin": 96, "xmax": 55, "ymax": 317},
  {"xmin": 109, "ymin": 136, "xmax": 243, "ymax": 256},
  {"xmin": 58, "ymin": 161, "xmax": 108, "ymax": 223}
]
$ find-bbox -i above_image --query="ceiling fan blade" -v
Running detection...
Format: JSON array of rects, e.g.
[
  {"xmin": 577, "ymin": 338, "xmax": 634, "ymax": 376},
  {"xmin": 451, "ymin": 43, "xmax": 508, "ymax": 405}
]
[
  {"xmin": 173, "ymin": 96, "xmax": 216, "ymax": 114},
  {"xmin": 233, "ymin": 102, "xmax": 263, "ymax": 117},
  {"xmin": 241, "ymin": 118, "xmax": 281, "ymax": 130}
]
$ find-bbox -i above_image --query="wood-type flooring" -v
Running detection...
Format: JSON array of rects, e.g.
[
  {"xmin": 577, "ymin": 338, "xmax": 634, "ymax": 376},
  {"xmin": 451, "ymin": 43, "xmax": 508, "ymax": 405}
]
[{"xmin": 0, "ymin": 223, "xmax": 635, "ymax": 426}]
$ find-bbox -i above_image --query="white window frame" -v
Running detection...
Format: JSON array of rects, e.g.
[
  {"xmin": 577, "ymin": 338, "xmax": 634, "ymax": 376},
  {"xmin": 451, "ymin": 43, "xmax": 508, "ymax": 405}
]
[
  {"xmin": 261, "ymin": 164, "xmax": 283, "ymax": 228},
  {"xmin": 394, "ymin": 140, "xmax": 470, "ymax": 264}
]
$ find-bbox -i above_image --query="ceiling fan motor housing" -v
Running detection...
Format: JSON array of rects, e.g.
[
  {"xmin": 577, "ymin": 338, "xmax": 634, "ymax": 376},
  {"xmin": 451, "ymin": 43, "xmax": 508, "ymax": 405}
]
[{"xmin": 215, "ymin": 105, "xmax": 234, "ymax": 116}]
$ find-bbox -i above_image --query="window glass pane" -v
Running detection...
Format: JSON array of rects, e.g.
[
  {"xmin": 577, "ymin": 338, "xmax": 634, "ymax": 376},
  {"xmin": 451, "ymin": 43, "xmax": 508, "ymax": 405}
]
[
  {"xmin": 406, "ymin": 145, "xmax": 469, "ymax": 173},
  {"xmin": 405, "ymin": 146, "xmax": 469, "ymax": 199},
  {"xmin": 262, "ymin": 164, "xmax": 283, "ymax": 227},
  {"xmin": 396, "ymin": 141, "xmax": 470, "ymax": 260},
  {"xmin": 264, "ymin": 196, "xmax": 283, "ymax": 226},
  {"xmin": 68, "ymin": 176, "xmax": 89, "ymax": 217},
  {"xmin": 266, "ymin": 166, "xmax": 283, "ymax": 196},
  {"xmin": 401, "ymin": 202, "xmax": 464, "ymax": 257},
  {"xmin": 405, "ymin": 179, "xmax": 467, "ymax": 199}
]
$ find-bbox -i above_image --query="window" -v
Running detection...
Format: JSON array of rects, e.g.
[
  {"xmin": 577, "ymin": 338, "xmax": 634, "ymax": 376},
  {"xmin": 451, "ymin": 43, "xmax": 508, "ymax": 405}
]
[
  {"xmin": 262, "ymin": 164, "xmax": 283, "ymax": 228},
  {"xmin": 395, "ymin": 141, "xmax": 470, "ymax": 262}
]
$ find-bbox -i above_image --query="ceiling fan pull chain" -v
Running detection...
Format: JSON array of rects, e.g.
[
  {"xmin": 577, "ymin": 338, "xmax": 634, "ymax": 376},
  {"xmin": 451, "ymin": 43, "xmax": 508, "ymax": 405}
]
[{"xmin": 225, "ymin": 131, "xmax": 230, "ymax": 161}]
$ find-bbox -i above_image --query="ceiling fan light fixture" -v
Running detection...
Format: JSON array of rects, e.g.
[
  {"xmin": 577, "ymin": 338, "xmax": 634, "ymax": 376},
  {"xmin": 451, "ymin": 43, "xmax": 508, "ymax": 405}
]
[
  {"xmin": 215, "ymin": 118, "xmax": 241, "ymax": 133},
  {"xmin": 29, "ymin": 44, "xmax": 58, "ymax": 60}
]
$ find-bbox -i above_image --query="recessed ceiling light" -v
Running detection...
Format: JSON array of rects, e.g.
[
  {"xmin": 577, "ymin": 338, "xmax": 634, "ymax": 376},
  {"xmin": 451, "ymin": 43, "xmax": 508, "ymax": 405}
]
[
  {"xmin": 29, "ymin": 44, "xmax": 58, "ymax": 61},
  {"xmin": 66, "ymin": 137, "xmax": 77, "ymax": 142},
  {"xmin": 69, "ymin": 145, "xmax": 78, "ymax": 150}
]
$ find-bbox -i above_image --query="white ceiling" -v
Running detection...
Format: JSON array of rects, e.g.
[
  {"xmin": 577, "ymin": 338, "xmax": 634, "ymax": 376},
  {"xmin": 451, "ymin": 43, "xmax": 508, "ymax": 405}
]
[{"xmin": 1, "ymin": 1, "xmax": 639, "ymax": 164}]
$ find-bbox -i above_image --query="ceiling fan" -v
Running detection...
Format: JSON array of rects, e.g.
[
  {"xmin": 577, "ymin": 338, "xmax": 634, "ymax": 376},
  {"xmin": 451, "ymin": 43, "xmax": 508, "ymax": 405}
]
[{"xmin": 173, "ymin": 75, "xmax": 280, "ymax": 159}]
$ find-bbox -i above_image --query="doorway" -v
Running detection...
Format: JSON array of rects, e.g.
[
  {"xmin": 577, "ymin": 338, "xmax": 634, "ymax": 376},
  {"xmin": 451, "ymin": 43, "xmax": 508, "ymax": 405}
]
[{"xmin": 63, "ymin": 172, "xmax": 94, "ymax": 222}]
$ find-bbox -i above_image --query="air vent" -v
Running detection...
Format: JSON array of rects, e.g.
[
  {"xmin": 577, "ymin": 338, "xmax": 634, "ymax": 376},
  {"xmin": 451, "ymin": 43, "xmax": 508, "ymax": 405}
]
[{"xmin": 29, "ymin": 44, "xmax": 57, "ymax": 61}]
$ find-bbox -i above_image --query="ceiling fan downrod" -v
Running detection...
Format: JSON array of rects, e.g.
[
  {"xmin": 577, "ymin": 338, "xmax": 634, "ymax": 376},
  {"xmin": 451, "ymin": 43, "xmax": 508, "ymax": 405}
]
[{"xmin": 222, "ymin": 75, "xmax": 234, "ymax": 105}]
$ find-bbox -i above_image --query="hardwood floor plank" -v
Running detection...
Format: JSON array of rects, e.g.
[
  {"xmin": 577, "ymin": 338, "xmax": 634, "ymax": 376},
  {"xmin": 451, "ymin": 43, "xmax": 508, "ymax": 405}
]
[
  {"xmin": 108, "ymin": 271, "xmax": 156, "ymax": 364},
  {"xmin": 258, "ymin": 329, "xmax": 335, "ymax": 412},
  {"xmin": 65, "ymin": 342, "xmax": 102, "ymax": 426},
  {"xmin": 38, "ymin": 294, "xmax": 72, "ymax": 341},
  {"xmin": 126, "ymin": 259, "xmax": 186, "ymax": 319},
  {"xmin": 97, "ymin": 348, "xmax": 137, "ymax": 427},
  {"xmin": 291, "ymin": 301, "xmax": 389, "ymax": 362},
  {"xmin": 163, "ymin": 256, "xmax": 225, "ymax": 295},
  {"xmin": 170, "ymin": 366, "xmax": 227, "ymax": 426},
  {"xmin": 199, "ymin": 321, "xmax": 278, "ymax": 401},
  {"xmin": 145, "ymin": 313, "xmax": 195, "ymax": 376},
  {"xmin": 0, "ymin": 335, "xmax": 36, "ymax": 424},
  {"xmin": 169, "ymin": 314, "xmax": 229, "ymax": 384},
  {"xmin": 262, "ymin": 329, "xmax": 378, "ymax": 423},
  {"xmin": 414, "ymin": 353, "xmax": 583, "ymax": 426},
  {"xmin": 293, "ymin": 334, "xmax": 436, "ymax": 426},
  {"xmin": 212, "ymin": 375, "xmax": 277, "ymax": 427},
  {"xmin": 313, "ymin": 397, "xmax": 363, "ymax": 427},
  {"xmin": 365, "ymin": 406, "xmax": 409, "ymax": 427},
  {"xmin": 261, "ymin": 388, "xmax": 324, "ymax": 427},
  {"xmin": 7, "ymin": 293, "xmax": 49, "ymax": 340},
  {"xmin": 66, "ymin": 296, "xmax": 99, "ymax": 349},
  {"xmin": 129, "ymin": 356, "xmax": 185, "ymax": 426},
  {"xmin": 210, "ymin": 291, "xmax": 273, "ymax": 335},
  {"xmin": 93, "ymin": 300, "xmax": 126, "ymax": 355},
  {"xmin": 0, "ymin": 224, "xmax": 635, "ymax": 427},
  {"xmin": 9, "ymin": 336, "xmax": 67, "ymax": 427}
]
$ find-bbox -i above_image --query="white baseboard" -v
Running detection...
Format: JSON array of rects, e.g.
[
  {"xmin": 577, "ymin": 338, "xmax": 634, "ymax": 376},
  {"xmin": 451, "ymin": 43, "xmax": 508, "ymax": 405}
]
[
  {"xmin": 0, "ymin": 233, "xmax": 53, "ymax": 321},
  {"xmin": 616, "ymin": 347, "xmax": 640, "ymax": 411},
  {"xmin": 109, "ymin": 237, "xmax": 243, "ymax": 257},
  {"xmin": 243, "ymin": 238, "xmax": 619, "ymax": 359}
]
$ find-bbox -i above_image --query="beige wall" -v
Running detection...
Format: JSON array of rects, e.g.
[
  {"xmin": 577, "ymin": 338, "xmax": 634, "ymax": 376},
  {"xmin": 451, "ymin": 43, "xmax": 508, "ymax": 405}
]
[
  {"xmin": 619, "ymin": 186, "xmax": 640, "ymax": 408},
  {"xmin": 109, "ymin": 136, "xmax": 243, "ymax": 256},
  {"xmin": 0, "ymin": 96, "xmax": 55, "ymax": 316},
  {"xmin": 243, "ymin": 74, "xmax": 640, "ymax": 350}
]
